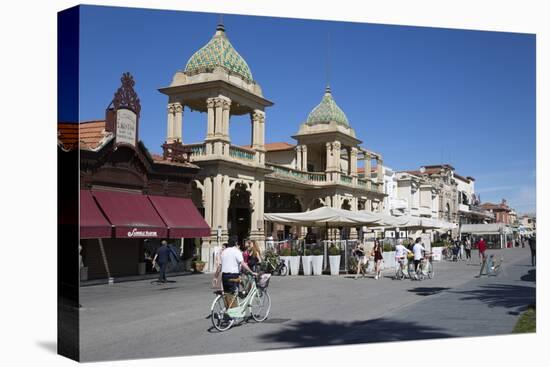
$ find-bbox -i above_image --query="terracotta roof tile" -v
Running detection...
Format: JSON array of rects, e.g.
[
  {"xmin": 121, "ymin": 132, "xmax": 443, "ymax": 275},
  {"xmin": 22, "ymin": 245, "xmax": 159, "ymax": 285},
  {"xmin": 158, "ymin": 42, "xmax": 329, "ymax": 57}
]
[
  {"xmin": 263, "ymin": 142, "xmax": 296, "ymax": 151},
  {"xmin": 58, "ymin": 120, "xmax": 108, "ymax": 150}
]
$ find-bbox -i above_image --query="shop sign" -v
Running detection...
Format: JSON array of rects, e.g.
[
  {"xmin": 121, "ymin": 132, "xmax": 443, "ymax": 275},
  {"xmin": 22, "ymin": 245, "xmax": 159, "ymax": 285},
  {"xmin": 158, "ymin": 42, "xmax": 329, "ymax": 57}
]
[
  {"xmin": 116, "ymin": 108, "xmax": 137, "ymax": 147},
  {"xmin": 127, "ymin": 228, "xmax": 158, "ymax": 238}
]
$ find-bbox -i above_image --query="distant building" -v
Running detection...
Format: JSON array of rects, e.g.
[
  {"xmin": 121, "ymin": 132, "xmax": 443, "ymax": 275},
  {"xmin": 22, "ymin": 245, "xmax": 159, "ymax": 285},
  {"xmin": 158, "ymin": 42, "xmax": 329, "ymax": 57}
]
[{"xmin": 480, "ymin": 199, "xmax": 514, "ymax": 225}]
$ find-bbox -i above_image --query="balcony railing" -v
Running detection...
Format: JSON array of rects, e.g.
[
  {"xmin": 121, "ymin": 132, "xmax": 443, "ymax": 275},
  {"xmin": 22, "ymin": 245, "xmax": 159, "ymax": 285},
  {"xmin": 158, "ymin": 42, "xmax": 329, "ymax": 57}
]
[
  {"xmin": 187, "ymin": 143, "xmax": 206, "ymax": 157},
  {"xmin": 340, "ymin": 175, "xmax": 352, "ymax": 184},
  {"xmin": 229, "ymin": 145, "xmax": 255, "ymax": 161},
  {"xmin": 308, "ymin": 172, "xmax": 326, "ymax": 182}
]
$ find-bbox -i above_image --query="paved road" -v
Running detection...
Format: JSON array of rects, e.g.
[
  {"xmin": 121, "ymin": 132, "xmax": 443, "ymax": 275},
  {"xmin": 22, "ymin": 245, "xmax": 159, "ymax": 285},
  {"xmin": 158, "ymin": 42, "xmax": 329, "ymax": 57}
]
[{"xmin": 79, "ymin": 247, "xmax": 535, "ymax": 362}]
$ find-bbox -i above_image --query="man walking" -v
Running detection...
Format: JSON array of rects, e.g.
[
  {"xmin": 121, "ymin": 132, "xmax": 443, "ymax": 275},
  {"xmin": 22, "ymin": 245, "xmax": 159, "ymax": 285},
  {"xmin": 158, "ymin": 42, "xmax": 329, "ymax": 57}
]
[
  {"xmin": 477, "ymin": 237, "xmax": 487, "ymax": 265},
  {"xmin": 153, "ymin": 240, "xmax": 171, "ymax": 283},
  {"xmin": 221, "ymin": 237, "xmax": 256, "ymax": 308},
  {"xmin": 528, "ymin": 234, "xmax": 536, "ymax": 266}
]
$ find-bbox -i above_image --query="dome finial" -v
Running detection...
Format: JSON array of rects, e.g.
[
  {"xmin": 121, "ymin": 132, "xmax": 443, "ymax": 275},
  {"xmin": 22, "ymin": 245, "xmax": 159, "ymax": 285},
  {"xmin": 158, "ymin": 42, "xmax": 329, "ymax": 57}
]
[
  {"xmin": 216, "ymin": 14, "xmax": 225, "ymax": 33},
  {"xmin": 325, "ymin": 85, "xmax": 331, "ymax": 95}
]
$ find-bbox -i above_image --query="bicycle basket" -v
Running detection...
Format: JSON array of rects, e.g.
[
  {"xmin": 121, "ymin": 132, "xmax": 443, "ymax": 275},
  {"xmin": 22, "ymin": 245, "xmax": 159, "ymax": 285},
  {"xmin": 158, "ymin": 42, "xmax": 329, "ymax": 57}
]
[{"xmin": 257, "ymin": 273, "xmax": 272, "ymax": 289}]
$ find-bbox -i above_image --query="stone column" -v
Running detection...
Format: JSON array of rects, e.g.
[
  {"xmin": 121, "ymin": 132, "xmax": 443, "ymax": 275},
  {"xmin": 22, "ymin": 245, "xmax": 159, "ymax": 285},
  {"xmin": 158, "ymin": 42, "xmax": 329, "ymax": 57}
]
[
  {"xmin": 222, "ymin": 99, "xmax": 231, "ymax": 141},
  {"xmin": 325, "ymin": 142, "xmax": 333, "ymax": 171},
  {"xmin": 166, "ymin": 104, "xmax": 175, "ymax": 143},
  {"xmin": 206, "ymin": 98, "xmax": 215, "ymax": 139},
  {"xmin": 295, "ymin": 145, "xmax": 302, "ymax": 170},
  {"xmin": 377, "ymin": 158, "xmax": 384, "ymax": 187},
  {"xmin": 212, "ymin": 174, "xmax": 224, "ymax": 232},
  {"xmin": 221, "ymin": 176, "xmax": 230, "ymax": 236},
  {"xmin": 302, "ymin": 145, "xmax": 308, "ymax": 171},
  {"xmin": 214, "ymin": 98, "xmax": 224, "ymax": 137},
  {"xmin": 251, "ymin": 110, "xmax": 265, "ymax": 150},
  {"xmin": 203, "ymin": 177, "xmax": 213, "ymax": 227},
  {"xmin": 173, "ymin": 102, "xmax": 183, "ymax": 142},
  {"xmin": 350, "ymin": 147, "xmax": 358, "ymax": 176},
  {"xmin": 365, "ymin": 152, "xmax": 372, "ymax": 180},
  {"xmin": 333, "ymin": 141, "xmax": 341, "ymax": 172}
]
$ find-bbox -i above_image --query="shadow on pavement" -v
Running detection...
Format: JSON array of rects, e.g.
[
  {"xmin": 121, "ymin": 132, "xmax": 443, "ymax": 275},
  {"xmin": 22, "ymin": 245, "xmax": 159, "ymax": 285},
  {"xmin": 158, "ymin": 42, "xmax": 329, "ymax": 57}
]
[
  {"xmin": 36, "ymin": 340, "xmax": 57, "ymax": 354},
  {"xmin": 452, "ymin": 283, "xmax": 535, "ymax": 311},
  {"xmin": 407, "ymin": 287, "xmax": 450, "ymax": 296},
  {"xmin": 260, "ymin": 318, "xmax": 454, "ymax": 347},
  {"xmin": 520, "ymin": 269, "xmax": 536, "ymax": 283}
]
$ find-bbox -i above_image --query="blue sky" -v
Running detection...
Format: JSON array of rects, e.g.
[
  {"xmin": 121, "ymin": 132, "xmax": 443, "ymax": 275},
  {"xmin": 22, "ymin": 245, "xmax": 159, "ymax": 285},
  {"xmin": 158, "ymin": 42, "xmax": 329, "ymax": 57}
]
[{"xmin": 77, "ymin": 5, "xmax": 536, "ymax": 214}]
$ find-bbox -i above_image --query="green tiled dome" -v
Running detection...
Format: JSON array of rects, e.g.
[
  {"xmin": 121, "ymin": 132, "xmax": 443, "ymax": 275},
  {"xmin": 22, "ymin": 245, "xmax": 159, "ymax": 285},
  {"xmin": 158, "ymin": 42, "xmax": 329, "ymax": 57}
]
[
  {"xmin": 306, "ymin": 87, "xmax": 350, "ymax": 127},
  {"xmin": 184, "ymin": 24, "xmax": 253, "ymax": 82}
]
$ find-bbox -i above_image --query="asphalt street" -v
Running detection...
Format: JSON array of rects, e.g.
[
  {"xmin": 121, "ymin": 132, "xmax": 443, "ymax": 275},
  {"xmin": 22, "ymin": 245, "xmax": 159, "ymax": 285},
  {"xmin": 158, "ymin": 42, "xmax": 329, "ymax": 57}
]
[{"xmin": 79, "ymin": 247, "xmax": 535, "ymax": 362}]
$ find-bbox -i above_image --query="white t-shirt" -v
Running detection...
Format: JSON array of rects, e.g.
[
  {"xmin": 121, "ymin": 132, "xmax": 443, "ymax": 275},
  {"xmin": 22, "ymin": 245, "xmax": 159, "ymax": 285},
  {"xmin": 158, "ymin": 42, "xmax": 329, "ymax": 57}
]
[
  {"xmin": 412, "ymin": 243, "xmax": 425, "ymax": 260},
  {"xmin": 221, "ymin": 247, "xmax": 244, "ymax": 274},
  {"xmin": 395, "ymin": 244, "xmax": 410, "ymax": 258}
]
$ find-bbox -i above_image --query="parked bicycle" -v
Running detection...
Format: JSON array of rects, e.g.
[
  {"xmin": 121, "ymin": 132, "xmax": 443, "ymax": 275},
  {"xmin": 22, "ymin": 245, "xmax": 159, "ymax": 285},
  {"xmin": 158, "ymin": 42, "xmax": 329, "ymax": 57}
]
[
  {"xmin": 210, "ymin": 273, "xmax": 272, "ymax": 332},
  {"xmin": 261, "ymin": 256, "xmax": 288, "ymax": 276}
]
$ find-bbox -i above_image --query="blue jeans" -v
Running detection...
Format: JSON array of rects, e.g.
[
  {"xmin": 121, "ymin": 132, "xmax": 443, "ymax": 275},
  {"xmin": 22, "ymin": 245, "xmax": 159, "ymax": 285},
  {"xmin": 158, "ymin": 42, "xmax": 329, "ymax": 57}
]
[{"xmin": 158, "ymin": 262, "xmax": 168, "ymax": 282}]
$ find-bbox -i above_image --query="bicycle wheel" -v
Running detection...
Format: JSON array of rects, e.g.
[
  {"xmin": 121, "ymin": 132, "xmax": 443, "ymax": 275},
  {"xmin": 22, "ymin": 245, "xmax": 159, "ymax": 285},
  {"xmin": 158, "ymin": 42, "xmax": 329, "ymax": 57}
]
[
  {"xmin": 427, "ymin": 262, "xmax": 434, "ymax": 279},
  {"xmin": 394, "ymin": 266, "xmax": 403, "ymax": 280},
  {"xmin": 408, "ymin": 263, "xmax": 416, "ymax": 280},
  {"xmin": 211, "ymin": 295, "xmax": 235, "ymax": 331},
  {"xmin": 279, "ymin": 264, "xmax": 288, "ymax": 276},
  {"xmin": 251, "ymin": 289, "xmax": 271, "ymax": 322}
]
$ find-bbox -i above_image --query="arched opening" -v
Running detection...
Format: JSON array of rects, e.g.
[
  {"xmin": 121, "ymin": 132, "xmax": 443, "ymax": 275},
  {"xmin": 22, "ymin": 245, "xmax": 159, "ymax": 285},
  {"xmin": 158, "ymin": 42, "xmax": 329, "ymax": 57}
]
[
  {"xmin": 341, "ymin": 199, "xmax": 351, "ymax": 210},
  {"xmin": 446, "ymin": 203, "xmax": 451, "ymax": 221},
  {"xmin": 228, "ymin": 183, "xmax": 251, "ymax": 245},
  {"xmin": 264, "ymin": 192, "xmax": 303, "ymax": 241}
]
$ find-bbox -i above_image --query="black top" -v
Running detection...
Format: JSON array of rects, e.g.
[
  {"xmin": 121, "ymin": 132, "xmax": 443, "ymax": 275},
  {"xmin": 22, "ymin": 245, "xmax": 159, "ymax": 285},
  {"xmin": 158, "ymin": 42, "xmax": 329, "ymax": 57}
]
[{"xmin": 156, "ymin": 245, "xmax": 171, "ymax": 264}]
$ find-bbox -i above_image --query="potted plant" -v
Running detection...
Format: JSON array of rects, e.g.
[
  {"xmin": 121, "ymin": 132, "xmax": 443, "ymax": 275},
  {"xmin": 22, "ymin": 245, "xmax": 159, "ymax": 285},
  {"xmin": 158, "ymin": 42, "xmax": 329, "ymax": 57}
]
[
  {"xmin": 279, "ymin": 247, "xmax": 291, "ymax": 272},
  {"xmin": 328, "ymin": 245, "xmax": 341, "ymax": 276},
  {"xmin": 289, "ymin": 248, "xmax": 301, "ymax": 276},
  {"xmin": 311, "ymin": 247, "xmax": 323, "ymax": 275},
  {"xmin": 192, "ymin": 258, "xmax": 206, "ymax": 273},
  {"xmin": 302, "ymin": 248, "xmax": 313, "ymax": 276}
]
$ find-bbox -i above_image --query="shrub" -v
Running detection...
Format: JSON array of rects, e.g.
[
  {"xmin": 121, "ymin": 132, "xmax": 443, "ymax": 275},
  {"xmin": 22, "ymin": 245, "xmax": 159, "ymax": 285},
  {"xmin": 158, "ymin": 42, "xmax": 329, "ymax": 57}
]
[
  {"xmin": 290, "ymin": 249, "xmax": 299, "ymax": 256},
  {"xmin": 280, "ymin": 248, "xmax": 291, "ymax": 256},
  {"xmin": 383, "ymin": 243, "xmax": 393, "ymax": 252},
  {"xmin": 328, "ymin": 246, "xmax": 340, "ymax": 256},
  {"xmin": 312, "ymin": 248, "xmax": 322, "ymax": 256}
]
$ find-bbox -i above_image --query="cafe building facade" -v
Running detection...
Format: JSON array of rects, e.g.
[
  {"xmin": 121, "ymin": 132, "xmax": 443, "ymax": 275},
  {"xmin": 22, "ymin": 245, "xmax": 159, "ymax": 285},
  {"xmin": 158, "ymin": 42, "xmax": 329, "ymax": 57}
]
[{"xmin": 58, "ymin": 73, "xmax": 210, "ymax": 281}]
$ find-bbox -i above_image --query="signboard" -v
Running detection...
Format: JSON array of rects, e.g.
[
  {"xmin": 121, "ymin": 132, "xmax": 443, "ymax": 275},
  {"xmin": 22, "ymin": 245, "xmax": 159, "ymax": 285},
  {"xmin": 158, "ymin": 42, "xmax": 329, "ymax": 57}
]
[
  {"xmin": 115, "ymin": 108, "xmax": 137, "ymax": 146},
  {"xmin": 127, "ymin": 228, "xmax": 158, "ymax": 238}
]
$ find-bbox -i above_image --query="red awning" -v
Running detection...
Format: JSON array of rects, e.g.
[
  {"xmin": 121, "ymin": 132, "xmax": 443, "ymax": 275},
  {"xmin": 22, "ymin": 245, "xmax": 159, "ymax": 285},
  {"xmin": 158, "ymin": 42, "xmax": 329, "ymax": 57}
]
[
  {"xmin": 92, "ymin": 190, "xmax": 167, "ymax": 238},
  {"xmin": 80, "ymin": 190, "xmax": 112, "ymax": 238},
  {"xmin": 148, "ymin": 195, "xmax": 211, "ymax": 238}
]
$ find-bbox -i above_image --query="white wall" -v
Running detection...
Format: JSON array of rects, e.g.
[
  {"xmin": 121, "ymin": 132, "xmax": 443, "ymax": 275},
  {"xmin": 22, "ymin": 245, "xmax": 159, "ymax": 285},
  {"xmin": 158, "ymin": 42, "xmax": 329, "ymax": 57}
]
[{"xmin": 266, "ymin": 150, "xmax": 296, "ymax": 168}]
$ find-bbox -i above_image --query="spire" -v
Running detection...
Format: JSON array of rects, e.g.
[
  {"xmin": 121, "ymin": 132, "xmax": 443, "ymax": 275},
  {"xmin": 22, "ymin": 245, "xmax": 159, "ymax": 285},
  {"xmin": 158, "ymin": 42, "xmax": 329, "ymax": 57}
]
[{"xmin": 216, "ymin": 14, "xmax": 225, "ymax": 35}]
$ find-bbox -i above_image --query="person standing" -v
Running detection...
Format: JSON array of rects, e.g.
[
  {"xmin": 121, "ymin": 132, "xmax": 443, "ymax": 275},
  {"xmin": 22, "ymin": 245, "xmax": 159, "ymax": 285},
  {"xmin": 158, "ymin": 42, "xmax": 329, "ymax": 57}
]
[
  {"xmin": 353, "ymin": 242, "xmax": 367, "ymax": 279},
  {"xmin": 245, "ymin": 240, "xmax": 262, "ymax": 272},
  {"xmin": 477, "ymin": 237, "xmax": 487, "ymax": 265},
  {"xmin": 153, "ymin": 240, "xmax": 171, "ymax": 283},
  {"xmin": 373, "ymin": 239, "xmax": 384, "ymax": 280},
  {"xmin": 464, "ymin": 237, "xmax": 472, "ymax": 260},
  {"xmin": 528, "ymin": 235, "xmax": 536, "ymax": 266},
  {"xmin": 412, "ymin": 238, "xmax": 425, "ymax": 272}
]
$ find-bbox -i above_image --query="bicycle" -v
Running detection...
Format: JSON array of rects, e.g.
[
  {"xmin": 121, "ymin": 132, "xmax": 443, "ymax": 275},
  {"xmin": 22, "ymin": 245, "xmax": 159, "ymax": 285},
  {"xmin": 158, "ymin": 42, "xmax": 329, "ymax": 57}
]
[
  {"xmin": 210, "ymin": 273, "xmax": 272, "ymax": 332},
  {"xmin": 479, "ymin": 254, "xmax": 504, "ymax": 277},
  {"xmin": 394, "ymin": 256, "xmax": 409, "ymax": 280},
  {"xmin": 415, "ymin": 253, "xmax": 434, "ymax": 280},
  {"xmin": 262, "ymin": 257, "xmax": 287, "ymax": 276}
]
